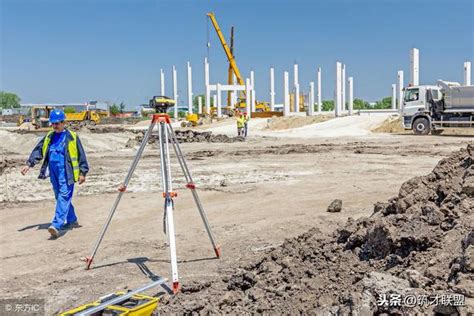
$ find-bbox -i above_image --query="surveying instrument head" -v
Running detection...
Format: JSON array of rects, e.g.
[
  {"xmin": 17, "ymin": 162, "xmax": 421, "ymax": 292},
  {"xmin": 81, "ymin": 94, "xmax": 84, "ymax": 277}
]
[{"xmin": 149, "ymin": 95, "xmax": 175, "ymax": 114}]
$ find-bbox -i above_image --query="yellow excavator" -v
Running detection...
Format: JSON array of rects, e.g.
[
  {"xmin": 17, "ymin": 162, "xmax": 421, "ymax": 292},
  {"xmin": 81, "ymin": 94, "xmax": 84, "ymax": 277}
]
[{"xmin": 207, "ymin": 12, "xmax": 270, "ymax": 114}]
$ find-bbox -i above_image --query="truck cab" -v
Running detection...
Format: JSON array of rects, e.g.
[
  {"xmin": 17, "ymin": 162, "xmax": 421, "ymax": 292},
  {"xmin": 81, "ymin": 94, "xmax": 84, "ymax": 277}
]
[{"xmin": 402, "ymin": 85, "xmax": 441, "ymax": 129}]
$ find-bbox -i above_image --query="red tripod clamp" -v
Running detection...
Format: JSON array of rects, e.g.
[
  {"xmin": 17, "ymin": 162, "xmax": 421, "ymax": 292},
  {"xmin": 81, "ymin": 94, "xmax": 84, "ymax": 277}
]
[{"xmin": 151, "ymin": 114, "xmax": 171, "ymax": 124}]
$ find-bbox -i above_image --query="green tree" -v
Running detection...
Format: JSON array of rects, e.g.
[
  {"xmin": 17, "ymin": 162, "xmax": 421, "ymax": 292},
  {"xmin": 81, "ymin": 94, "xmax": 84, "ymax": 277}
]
[
  {"xmin": 374, "ymin": 96, "xmax": 392, "ymax": 109},
  {"xmin": 119, "ymin": 102, "xmax": 126, "ymax": 113},
  {"xmin": 321, "ymin": 100, "xmax": 334, "ymax": 111},
  {"xmin": 64, "ymin": 107, "xmax": 76, "ymax": 113},
  {"xmin": 0, "ymin": 91, "xmax": 21, "ymax": 109},
  {"xmin": 193, "ymin": 94, "xmax": 214, "ymax": 112},
  {"xmin": 353, "ymin": 98, "xmax": 370, "ymax": 110},
  {"xmin": 110, "ymin": 103, "xmax": 120, "ymax": 115}
]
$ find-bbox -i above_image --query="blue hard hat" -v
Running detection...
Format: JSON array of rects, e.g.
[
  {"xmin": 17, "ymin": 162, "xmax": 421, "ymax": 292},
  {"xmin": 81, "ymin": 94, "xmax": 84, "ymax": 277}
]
[{"xmin": 49, "ymin": 109, "xmax": 66, "ymax": 123}]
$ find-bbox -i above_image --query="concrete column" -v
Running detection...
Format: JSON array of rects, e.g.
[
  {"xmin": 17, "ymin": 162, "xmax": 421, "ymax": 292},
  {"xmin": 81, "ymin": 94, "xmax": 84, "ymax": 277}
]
[
  {"xmin": 317, "ymin": 67, "xmax": 322, "ymax": 113},
  {"xmin": 348, "ymin": 77, "xmax": 353, "ymax": 116},
  {"xmin": 231, "ymin": 74, "xmax": 237, "ymax": 107},
  {"xmin": 391, "ymin": 84, "xmax": 397, "ymax": 110},
  {"xmin": 187, "ymin": 62, "xmax": 193, "ymax": 114},
  {"xmin": 204, "ymin": 58, "xmax": 210, "ymax": 115},
  {"xmin": 335, "ymin": 62, "xmax": 342, "ymax": 117},
  {"xmin": 212, "ymin": 95, "xmax": 217, "ymax": 116},
  {"xmin": 270, "ymin": 67, "xmax": 275, "ymax": 111},
  {"xmin": 342, "ymin": 64, "xmax": 346, "ymax": 111},
  {"xmin": 284, "ymin": 71, "xmax": 290, "ymax": 116},
  {"xmin": 250, "ymin": 71, "xmax": 255, "ymax": 107},
  {"xmin": 198, "ymin": 96, "xmax": 203, "ymax": 114},
  {"xmin": 160, "ymin": 68, "xmax": 165, "ymax": 96},
  {"xmin": 216, "ymin": 83, "xmax": 222, "ymax": 118},
  {"xmin": 251, "ymin": 90, "xmax": 256, "ymax": 113},
  {"xmin": 410, "ymin": 48, "xmax": 419, "ymax": 86},
  {"xmin": 309, "ymin": 81, "xmax": 315, "ymax": 116},
  {"xmin": 293, "ymin": 63, "xmax": 299, "ymax": 112},
  {"xmin": 172, "ymin": 65, "xmax": 178, "ymax": 119},
  {"xmin": 245, "ymin": 78, "xmax": 251, "ymax": 115},
  {"xmin": 464, "ymin": 61, "xmax": 471, "ymax": 86},
  {"xmin": 397, "ymin": 70, "xmax": 404, "ymax": 111}
]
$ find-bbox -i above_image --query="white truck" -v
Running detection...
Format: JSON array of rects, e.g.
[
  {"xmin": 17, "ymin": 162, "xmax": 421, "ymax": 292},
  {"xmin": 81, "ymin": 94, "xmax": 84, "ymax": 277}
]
[{"xmin": 402, "ymin": 80, "xmax": 474, "ymax": 135}]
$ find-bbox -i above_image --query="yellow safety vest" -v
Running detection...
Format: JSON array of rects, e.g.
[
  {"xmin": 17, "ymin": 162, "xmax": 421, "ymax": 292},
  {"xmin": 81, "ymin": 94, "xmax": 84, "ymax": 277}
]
[
  {"xmin": 42, "ymin": 130, "xmax": 80, "ymax": 182},
  {"xmin": 237, "ymin": 117, "xmax": 245, "ymax": 128}
]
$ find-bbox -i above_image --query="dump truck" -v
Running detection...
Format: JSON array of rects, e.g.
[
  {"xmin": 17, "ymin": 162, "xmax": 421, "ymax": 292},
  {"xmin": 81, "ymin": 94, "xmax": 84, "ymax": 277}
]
[
  {"xmin": 29, "ymin": 106, "xmax": 103, "ymax": 130},
  {"xmin": 402, "ymin": 80, "xmax": 474, "ymax": 135}
]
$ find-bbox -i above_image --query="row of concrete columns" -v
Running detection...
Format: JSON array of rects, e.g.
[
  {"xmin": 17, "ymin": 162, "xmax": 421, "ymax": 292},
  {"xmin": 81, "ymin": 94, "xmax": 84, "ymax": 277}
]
[
  {"xmin": 160, "ymin": 47, "xmax": 471, "ymax": 120},
  {"xmin": 162, "ymin": 60, "xmax": 330, "ymax": 119}
]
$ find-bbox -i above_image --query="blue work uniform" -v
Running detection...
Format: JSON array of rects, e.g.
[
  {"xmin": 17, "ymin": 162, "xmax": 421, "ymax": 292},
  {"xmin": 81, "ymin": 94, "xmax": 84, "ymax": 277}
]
[{"xmin": 48, "ymin": 131, "xmax": 77, "ymax": 229}]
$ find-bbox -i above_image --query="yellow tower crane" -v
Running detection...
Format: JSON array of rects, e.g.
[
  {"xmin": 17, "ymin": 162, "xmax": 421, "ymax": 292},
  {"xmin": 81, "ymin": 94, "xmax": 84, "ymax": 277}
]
[{"xmin": 207, "ymin": 12, "xmax": 270, "ymax": 113}]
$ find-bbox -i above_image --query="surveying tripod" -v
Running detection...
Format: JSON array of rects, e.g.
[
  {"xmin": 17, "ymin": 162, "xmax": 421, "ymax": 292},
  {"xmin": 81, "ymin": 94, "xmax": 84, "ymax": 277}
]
[{"xmin": 82, "ymin": 103, "xmax": 220, "ymax": 294}]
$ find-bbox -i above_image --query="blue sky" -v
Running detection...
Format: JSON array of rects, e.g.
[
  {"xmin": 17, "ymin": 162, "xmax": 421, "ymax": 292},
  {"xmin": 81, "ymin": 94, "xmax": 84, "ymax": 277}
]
[{"xmin": 1, "ymin": 0, "xmax": 473, "ymax": 107}]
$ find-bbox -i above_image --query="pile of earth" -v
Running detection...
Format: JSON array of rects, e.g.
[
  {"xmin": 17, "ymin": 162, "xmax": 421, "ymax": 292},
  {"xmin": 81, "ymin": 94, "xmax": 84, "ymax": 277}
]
[
  {"xmin": 126, "ymin": 130, "xmax": 245, "ymax": 147},
  {"xmin": 266, "ymin": 115, "xmax": 332, "ymax": 130},
  {"xmin": 372, "ymin": 116, "xmax": 407, "ymax": 134},
  {"xmin": 0, "ymin": 157, "xmax": 24, "ymax": 176},
  {"xmin": 160, "ymin": 145, "xmax": 473, "ymax": 314}
]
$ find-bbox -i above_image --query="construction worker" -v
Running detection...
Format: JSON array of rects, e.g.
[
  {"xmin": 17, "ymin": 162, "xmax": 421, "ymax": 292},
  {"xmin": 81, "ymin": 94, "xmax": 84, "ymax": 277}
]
[
  {"xmin": 236, "ymin": 111, "xmax": 245, "ymax": 137},
  {"xmin": 20, "ymin": 109, "xmax": 89, "ymax": 238},
  {"xmin": 243, "ymin": 112, "xmax": 249, "ymax": 138}
]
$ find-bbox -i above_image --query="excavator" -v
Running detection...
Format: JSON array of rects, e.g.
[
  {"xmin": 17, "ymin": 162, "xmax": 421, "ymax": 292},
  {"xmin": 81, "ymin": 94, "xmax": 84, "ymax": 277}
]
[{"xmin": 207, "ymin": 12, "xmax": 270, "ymax": 114}]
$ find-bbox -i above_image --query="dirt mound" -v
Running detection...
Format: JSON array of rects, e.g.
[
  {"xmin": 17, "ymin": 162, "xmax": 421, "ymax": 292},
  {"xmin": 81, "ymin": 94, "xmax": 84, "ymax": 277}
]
[
  {"xmin": 86, "ymin": 125, "xmax": 127, "ymax": 133},
  {"xmin": 100, "ymin": 117, "xmax": 141, "ymax": 125},
  {"xmin": 266, "ymin": 115, "xmax": 332, "ymax": 130},
  {"xmin": 372, "ymin": 116, "xmax": 406, "ymax": 134},
  {"xmin": 0, "ymin": 157, "xmax": 24, "ymax": 176},
  {"xmin": 126, "ymin": 130, "xmax": 245, "ymax": 147},
  {"xmin": 160, "ymin": 145, "xmax": 473, "ymax": 314}
]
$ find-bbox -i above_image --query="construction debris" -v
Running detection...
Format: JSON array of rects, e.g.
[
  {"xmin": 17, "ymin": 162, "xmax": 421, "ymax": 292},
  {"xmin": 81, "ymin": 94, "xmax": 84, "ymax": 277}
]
[
  {"xmin": 160, "ymin": 145, "xmax": 473, "ymax": 314},
  {"xmin": 0, "ymin": 156, "xmax": 23, "ymax": 176},
  {"xmin": 327, "ymin": 199, "xmax": 342, "ymax": 212},
  {"xmin": 126, "ymin": 130, "xmax": 245, "ymax": 147}
]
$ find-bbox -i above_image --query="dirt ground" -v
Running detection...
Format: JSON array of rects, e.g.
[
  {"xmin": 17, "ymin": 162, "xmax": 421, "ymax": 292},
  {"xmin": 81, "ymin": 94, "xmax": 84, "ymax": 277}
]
[{"xmin": 0, "ymin": 117, "xmax": 473, "ymax": 314}]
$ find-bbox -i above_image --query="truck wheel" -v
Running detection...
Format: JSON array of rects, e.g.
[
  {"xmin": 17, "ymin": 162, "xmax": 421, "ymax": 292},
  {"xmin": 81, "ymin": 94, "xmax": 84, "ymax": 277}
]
[{"xmin": 413, "ymin": 118, "xmax": 430, "ymax": 135}]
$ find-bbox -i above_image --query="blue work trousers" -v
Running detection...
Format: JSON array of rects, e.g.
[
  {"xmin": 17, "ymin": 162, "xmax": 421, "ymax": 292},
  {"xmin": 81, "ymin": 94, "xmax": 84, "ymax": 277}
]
[{"xmin": 49, "ymin": 160, "xmax": 76, "ymax": 230}]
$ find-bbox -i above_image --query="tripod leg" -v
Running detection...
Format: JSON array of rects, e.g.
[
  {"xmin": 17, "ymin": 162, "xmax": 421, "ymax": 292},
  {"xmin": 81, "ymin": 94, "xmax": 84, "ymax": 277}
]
[
  {"xmin": 158, "ymin": 122, "xmax": 180, "ymax": 293},
  {"xmin": 82, "ymin": 120, "xmax": 156, "ymax": 269},
  {"xmin": 167, "ymin": 124, "xmax": 221, "ymax": 258}
]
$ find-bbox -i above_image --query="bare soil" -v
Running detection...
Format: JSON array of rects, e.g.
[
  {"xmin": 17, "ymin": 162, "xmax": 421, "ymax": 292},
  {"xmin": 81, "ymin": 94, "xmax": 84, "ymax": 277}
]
[{"xmin": 0, "ymin": 127, "xmax": 472, "ymax": 314}]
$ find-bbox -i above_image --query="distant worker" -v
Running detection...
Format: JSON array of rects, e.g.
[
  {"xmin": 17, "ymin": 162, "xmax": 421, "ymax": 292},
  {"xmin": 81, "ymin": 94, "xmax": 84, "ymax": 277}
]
[
  {"xmin": 236, "ymin": 111, "xmax": 245, "ymax": 137},
  {"xmin": 243, "ymin": 112, "xmax": 250, "ymax": 138},
  {"xmin": 21, "ymin": 109, "xmax": 89, "ymax": 238}
]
